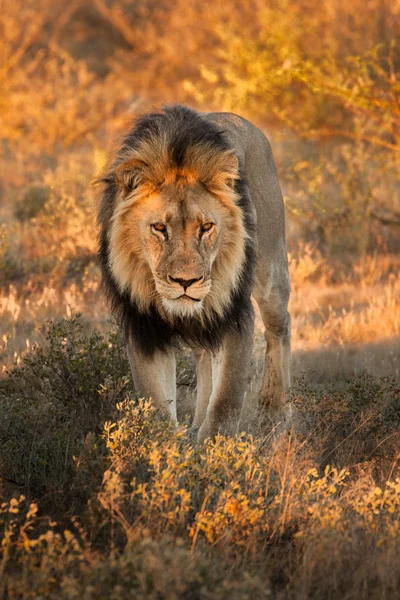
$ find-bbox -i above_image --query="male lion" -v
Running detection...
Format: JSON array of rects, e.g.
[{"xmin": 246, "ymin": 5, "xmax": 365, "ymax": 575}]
[{"xmin": 98, "ymin": 105, "xmax": 291, "ymax": 440}]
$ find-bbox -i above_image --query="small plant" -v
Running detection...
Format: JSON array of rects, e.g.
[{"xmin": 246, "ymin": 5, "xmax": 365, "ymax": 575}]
[{"xmin": 0, "ymin": 315, "xmax": 130, "ymax": 514}]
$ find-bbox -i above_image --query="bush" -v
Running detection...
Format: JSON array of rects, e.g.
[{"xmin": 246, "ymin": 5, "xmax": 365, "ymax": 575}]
[{"xmin": 0, "ymin": 315, "xmax": 130, "ymax": 514}]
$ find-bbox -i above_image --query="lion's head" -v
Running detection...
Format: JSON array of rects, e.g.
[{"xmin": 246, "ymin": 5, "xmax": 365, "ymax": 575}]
[{"xmin": 98, "ymin": 106, "xmax": 256, "ymax": 353}]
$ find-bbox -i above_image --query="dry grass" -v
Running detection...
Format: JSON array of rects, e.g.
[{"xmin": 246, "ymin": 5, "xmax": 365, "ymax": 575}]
[{"xmin": 289, "ymin": 247, "xmax": 400, "ymax": 351}]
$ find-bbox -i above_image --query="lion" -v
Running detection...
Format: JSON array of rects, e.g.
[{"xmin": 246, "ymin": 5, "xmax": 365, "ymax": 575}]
[{"xmin": 98, "ymin": 105, "xmax": 291, "ymax": 441}]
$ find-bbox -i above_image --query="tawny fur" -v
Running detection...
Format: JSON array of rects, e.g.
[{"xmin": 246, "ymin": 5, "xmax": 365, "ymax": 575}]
[
  {"xmin": 108, "ymin": 138, "xmax": 247, "ymax": 322},
  {"xmin": 98, "ymin": 105, "xmax": 291, "ymax": 440}
]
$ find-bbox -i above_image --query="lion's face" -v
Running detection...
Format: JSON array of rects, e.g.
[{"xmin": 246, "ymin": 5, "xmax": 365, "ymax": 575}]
[
  {"xmin": 107, "ymin": 145, "xmax": 247, "ymax": 322},
  {"xmin": 142, "ymin": 185, "xmax": 224, "ymax": 317},
  {"xmin": 113, "ymin": 182, "xmax": 234, "ymax": 318}
]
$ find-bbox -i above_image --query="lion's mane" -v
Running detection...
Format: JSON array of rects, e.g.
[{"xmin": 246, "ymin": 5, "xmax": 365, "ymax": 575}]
[{"xmin": 98, "ymin": 105, "xmax": 256, "ymax": 355}]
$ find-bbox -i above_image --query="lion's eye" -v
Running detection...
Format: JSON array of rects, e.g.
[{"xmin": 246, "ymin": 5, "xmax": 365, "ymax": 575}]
[
  {"xmin": 200, "ymin": 222, "xmax": 214, "ymax": 234},
  {"xmin": 151, "ymin": 223, "xmax": 167, "ymax": 235}
]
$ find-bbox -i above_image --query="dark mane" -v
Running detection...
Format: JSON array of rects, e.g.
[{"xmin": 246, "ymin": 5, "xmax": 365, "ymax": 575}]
[{"xmin": 98, "ymin": 105, "xmax": 257, "ymax": 356}]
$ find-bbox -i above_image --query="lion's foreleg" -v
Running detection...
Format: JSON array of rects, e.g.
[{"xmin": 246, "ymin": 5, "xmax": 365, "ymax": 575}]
[
  {"xmin": 253, "ymin": 274, "xmax": 291, "ymax": 413},
  {"xmin": 197, "ymin": 310, "xmax": 254, "ymax": 442},
  {"xmin": 260, "ymin": 328, "xmax": 291, "ymax": 410},
  {"xmin": 127, "ymin": 338, "xmax": 177, "ymax": 425},
  {"xmin": 191, "ymin": 348, "xmax": 213, "ymax": 429}
]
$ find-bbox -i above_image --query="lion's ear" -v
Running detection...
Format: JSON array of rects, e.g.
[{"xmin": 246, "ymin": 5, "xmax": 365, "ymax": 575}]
[
  {"xmin": 223, "ymin": 153, "xmax": 239, "ymax": 189},
  {"xmin": 115, "ymin": 159, "xmax": 147, "ymax": 194},
  {"xmin": 208, "ymin": 152, "xmax": 239, "ymax": 192}
]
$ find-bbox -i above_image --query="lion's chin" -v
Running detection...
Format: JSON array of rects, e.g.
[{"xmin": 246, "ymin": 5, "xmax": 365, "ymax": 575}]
[{"xmin": 161, "ymin": 296, "xmax": 204, "ymax": 319}]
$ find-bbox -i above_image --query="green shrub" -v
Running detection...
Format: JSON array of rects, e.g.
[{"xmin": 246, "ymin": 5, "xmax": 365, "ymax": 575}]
[{"xmin": 0, "ymin": 315, "xmax": 130, "ymax": 514}]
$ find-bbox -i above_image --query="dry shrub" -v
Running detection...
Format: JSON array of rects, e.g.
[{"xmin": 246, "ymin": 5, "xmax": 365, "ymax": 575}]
[
  {"xmin": 1, "ymin": 366, "xmax": 400, "ymax": 598},
  {"xmin": 0, "ymin": 316, "xmax": 129, "ymax": 514},
  {"xmin": 184, "ymin": 9, "xmax": 400, "ymax": 254},
  {"xmin": 0, "ymin": 495, "xmax": 267, "ymax": 599}
]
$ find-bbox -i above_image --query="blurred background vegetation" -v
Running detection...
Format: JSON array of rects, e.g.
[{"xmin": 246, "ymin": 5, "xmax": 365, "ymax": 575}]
[{"xmin": 2, "ymin": 0, "xmax": 400, "ymax": 246}]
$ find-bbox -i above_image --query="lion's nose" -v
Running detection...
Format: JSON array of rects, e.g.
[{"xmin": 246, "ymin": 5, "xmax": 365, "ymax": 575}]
[{"xmin": 169, "ymin": 276, "xmax": 202, "ymax": 290}]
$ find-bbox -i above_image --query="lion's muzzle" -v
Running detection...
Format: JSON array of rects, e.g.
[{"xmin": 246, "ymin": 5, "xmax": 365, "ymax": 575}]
[{"xmin": 155, "ymin": 273, "xmax": 212, "ymax": 317}]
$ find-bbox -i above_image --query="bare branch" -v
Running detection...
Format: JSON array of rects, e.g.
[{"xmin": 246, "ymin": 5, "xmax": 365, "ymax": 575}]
[{"xmin": 311, "ymin": 128, "xmax": 399, "ymax": 152}]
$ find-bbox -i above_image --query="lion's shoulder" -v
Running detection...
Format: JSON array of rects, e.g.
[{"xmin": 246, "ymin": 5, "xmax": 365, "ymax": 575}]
[{"xmin": 202, "ymin": 111, "xmax": 273, "ymax": 160}]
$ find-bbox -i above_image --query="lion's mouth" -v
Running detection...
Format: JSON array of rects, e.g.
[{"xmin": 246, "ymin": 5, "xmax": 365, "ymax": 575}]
[
  {"xmin": 160, "ymin": 292, "xmax": 205, "ymax": 317},
  {"xmin": 180, "ymin": 294, "xmax": 202, "ymax": 302}
]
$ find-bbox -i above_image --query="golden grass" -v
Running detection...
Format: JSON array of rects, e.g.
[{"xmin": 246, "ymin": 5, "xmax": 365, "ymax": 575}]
[
  {"xmin": 291, "ymin": 279, "xmax": 400, "ymax": 349},
  {"xmin": 0, "ymin": 277, "xmax": 105, "ymax": 371}
]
